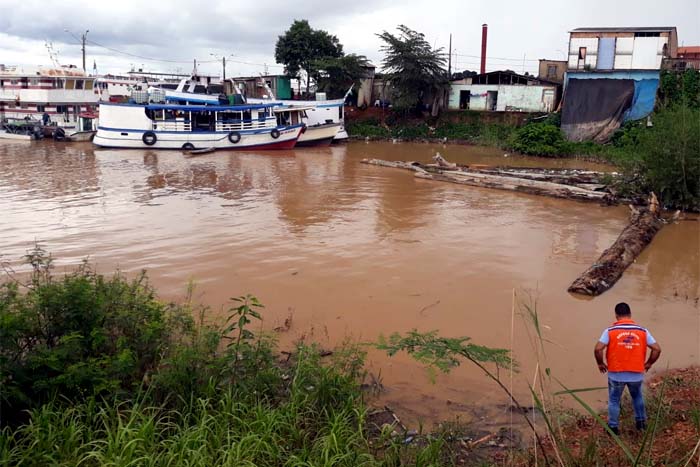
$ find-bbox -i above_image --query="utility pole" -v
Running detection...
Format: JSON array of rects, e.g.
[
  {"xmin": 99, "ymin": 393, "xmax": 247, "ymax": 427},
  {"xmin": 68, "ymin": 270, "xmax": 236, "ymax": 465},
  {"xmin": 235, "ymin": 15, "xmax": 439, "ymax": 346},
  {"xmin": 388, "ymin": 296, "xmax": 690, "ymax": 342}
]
[
  {"xmin": 81, "ymin": 30, "xmax": 89, "ymax": 72},
  {"xmin": 222, "ymin": 56, "xmax": 226, "ymax": 81},
  {"xmin": 448, "ymin": 33, "xmax": 452, "ymax": 77}
]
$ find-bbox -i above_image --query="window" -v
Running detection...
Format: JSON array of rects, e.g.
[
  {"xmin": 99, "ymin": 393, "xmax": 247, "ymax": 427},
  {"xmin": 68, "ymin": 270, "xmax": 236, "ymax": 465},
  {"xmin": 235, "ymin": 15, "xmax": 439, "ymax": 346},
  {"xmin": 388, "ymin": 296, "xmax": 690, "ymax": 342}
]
[
  {"xmin": 56, "ymin": 105, "xmax": 68, "ymax": 113},
  {"xmin": 75, "ymin": 80, "xmax": 84, "ymax": 90},
  {"xmin": 635, "ymin": 32, "xmax": 661, "ymax": 37},
  {"xmin": 547, "ymin": 65, "xmax": 558, "ymax": 79},
  {"xmin": 55, "ymin": 79, "xmax": 64, "ymax": 89},
  {"xmin": 10, "ymin": 80, "xmax": 18, "ymax": 85},
  {"xmin": 20, "ymin": 103, "xmax": 28, "ymax": 109},
  {"xmin": 30, "ymin": 79, "xmax": 38, "ymax": 86},
  {"xmin": 65, "ymin": 79, "xmax": 75, "ymax": 90},
  {"xmin": 37, "ymin": 105, "xmax": 45, "ymax": 112},
  {"xmin": 578, "ymin": 47, "xmax": 587, "ymax": 60},
  {"xmin": 85, "ymin": 80, "xmax": 93, "ymax": 90}
]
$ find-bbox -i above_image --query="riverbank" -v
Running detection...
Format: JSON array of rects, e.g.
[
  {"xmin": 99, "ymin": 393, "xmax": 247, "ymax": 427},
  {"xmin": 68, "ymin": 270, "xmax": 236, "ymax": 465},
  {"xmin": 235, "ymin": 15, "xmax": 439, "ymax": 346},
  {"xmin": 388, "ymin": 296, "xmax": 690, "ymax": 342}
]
[
  {"xmin": 2, "ymin": 255, "xmax": 698, "ymax": 466},
  {"xmin": 346, "ymin": 104, "xmax": 700, "ymax": 211}
]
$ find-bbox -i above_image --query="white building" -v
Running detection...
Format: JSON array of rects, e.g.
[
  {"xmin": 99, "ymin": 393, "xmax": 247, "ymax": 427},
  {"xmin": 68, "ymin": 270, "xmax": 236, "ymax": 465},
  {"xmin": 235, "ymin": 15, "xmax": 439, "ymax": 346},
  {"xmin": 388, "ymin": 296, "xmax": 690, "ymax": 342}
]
[
  {"xmin": 567, "ymin": 27, "xmax": 677, "ymax": 71},
  {"xmin": 448, "ymin": 71, "xmax": 559, "ymax": 113}
]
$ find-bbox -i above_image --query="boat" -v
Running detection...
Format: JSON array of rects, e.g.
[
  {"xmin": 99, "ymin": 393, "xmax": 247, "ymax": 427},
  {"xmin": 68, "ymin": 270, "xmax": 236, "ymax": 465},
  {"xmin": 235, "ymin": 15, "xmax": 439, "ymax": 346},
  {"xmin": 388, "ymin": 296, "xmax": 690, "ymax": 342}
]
[
  {"xmin": 248, "ymin": 97, "xmax": 348, "ymax": 142},
  {"xmin": 93, "ymin": 94, "xmax": 303, "ymax": 150},
  {"xmin": 272, "ymin": 105, "xmax": 340, "ymax": 147},
  {"xmin": 0, "ymin": 64, "xmax": 100, "ymax": 139}
]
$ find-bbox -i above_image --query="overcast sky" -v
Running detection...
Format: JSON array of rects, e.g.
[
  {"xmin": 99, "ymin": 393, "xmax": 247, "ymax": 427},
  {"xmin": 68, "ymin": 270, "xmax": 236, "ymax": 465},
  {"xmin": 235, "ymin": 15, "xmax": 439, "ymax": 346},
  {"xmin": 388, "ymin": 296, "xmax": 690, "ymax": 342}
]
[{"xmin": 1, "ymin": 0, "xmax": 698, "ymax": 77}]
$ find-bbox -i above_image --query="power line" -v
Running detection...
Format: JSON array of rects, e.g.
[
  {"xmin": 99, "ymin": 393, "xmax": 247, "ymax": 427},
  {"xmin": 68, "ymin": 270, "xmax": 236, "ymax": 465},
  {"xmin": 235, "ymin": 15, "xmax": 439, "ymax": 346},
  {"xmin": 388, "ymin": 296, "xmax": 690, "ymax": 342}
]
[
  {"xmin": 452, "ymin": 52, "xmax": 539, "ymax": 62},
  {"xmin": 86, "ymin": 39, "xmax": 218, "ymax": 64}
]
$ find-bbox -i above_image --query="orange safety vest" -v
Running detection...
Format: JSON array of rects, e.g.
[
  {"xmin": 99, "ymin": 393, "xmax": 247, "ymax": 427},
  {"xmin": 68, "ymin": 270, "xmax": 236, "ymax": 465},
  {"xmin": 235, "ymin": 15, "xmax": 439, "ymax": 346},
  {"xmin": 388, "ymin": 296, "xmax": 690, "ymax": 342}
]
[{"xmin": 606, "ymin": 318, "xmax": 648, "ymax": 373}]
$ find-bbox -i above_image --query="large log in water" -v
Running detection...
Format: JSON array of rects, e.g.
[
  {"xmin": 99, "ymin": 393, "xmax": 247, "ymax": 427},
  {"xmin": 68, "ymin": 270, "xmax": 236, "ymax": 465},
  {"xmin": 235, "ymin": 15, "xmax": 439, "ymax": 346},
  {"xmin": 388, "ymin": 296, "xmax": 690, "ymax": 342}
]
[
  {"xmin": 360, "ymin": 158, "xmax": 613, "ymax": 203},
  {"xmin": 568, "ymin": 194, "xmax": 663, "ymax": 296}
]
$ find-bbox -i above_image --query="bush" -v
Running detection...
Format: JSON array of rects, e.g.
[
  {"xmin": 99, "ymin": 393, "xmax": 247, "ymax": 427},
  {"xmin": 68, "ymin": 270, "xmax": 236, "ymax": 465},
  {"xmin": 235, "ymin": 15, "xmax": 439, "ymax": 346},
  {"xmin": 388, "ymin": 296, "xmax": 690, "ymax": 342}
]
[
  {"xmin": 622, "ymin": 105, "xmax": 700, "ymax": 210},
  {"xmin": 0, "ymin": 248, "xmax": 189, "ymax": 421},
  {"xmin": 508, "ymin": 123, "xmax": 570, "ymax": 157}
]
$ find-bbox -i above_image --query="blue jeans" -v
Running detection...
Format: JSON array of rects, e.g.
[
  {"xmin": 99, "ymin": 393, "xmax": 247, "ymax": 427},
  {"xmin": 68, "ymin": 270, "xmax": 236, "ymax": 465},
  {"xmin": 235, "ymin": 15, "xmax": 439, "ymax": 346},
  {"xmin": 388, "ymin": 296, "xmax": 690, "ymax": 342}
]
[{"xmin": 608, "ymin": 379, "xmax": 646, "ymax": 428}]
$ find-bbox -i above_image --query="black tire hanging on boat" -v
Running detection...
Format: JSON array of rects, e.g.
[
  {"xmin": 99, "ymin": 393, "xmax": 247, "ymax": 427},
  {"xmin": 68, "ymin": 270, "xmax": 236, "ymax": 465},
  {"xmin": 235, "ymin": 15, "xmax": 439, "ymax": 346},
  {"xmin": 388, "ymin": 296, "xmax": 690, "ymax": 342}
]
[
  {"xmin": 142, "ymin": 131, "xmax": 157, "ymax": 146},
  {"xmin": 182, "ymin": 142, "xmax": 195, "ymax": 150},
  {"xmin": 53, "ymin": 127, "xmax": 66, "ymax": 141},
  {"xmin": 270, "ymin": 129, "xmax": 280, "ymax": 139},
  {"xmin": 228, "ymin": 131, "xmax": 241, "ymax": 144}
]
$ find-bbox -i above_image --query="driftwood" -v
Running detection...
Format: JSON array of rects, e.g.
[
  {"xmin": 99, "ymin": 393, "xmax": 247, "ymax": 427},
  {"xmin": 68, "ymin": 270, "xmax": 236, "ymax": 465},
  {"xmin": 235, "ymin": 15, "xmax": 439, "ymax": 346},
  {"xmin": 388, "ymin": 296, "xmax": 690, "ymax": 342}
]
[
  {"xmin": 361, "ymin": 156, "xmax": 614, "ymax": 204},
  {"xmin": 568, "ymin": 194, "xmax": 663, "ymax": 296}
]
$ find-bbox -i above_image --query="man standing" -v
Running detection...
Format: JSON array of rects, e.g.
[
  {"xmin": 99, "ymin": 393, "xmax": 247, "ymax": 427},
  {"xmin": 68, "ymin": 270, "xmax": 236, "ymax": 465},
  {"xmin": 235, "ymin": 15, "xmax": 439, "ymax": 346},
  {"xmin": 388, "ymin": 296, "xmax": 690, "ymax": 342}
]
[{"xmin": 594, "ymin": 302, "xmax": 661, "ymax": 435}]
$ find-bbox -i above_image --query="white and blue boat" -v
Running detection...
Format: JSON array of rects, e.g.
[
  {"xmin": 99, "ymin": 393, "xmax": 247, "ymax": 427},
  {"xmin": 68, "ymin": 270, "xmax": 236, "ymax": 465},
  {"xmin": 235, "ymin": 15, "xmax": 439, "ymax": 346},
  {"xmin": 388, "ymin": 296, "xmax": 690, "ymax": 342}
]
[{"xmin": 93, "ymin": 83, "xmax": 303, "ymax": 150}]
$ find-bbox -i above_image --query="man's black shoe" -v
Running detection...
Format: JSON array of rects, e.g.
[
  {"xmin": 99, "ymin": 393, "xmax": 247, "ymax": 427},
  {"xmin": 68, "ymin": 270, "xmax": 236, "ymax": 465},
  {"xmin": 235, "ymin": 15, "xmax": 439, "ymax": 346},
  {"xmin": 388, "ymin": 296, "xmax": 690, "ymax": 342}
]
[
  {"xmin": 607, "ymin": 425, "xmax": 620, "ymax": 436},
  {"xmin": 636, "ymin": 420, "xmax": 647, "ymax": 431}
]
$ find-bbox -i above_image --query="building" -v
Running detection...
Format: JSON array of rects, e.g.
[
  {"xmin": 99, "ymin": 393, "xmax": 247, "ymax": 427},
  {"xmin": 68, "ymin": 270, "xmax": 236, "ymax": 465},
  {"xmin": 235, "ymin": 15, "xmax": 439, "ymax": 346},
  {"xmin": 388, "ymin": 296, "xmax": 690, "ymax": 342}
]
[
  {"xmin": 562, "ymin": 27, "xmax": 677, "ymax": 142},
  {"xmin": 231, "ymin": 75, "xmax": 292, "ymax": 100},
  {"xmin": 356, "ymin": 64, "xmax": 376, "ymax": 108},
  {"xmin": 448, "ymin": 70, "xmax": 559, "ymax": 112},
  {"xmin": 538, "ymin": 60, "xmax": 567, "ymax": 83},
  {"xmin": 663, "ymin": 46, "xmax": 700, "ymax": 71},
  {"xmin": 567, "ymin": 27, "xmax": 677, "ymax": 71}
]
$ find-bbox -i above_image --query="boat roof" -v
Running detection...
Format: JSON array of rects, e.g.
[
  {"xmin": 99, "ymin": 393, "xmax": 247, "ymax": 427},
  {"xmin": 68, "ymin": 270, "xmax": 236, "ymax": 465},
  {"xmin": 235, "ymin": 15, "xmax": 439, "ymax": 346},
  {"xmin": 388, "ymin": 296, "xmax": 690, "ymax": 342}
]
[
  {"xmin": 101, "ymin": 102, "xmax": 282, "ymax": 111},
  {"xmin": 273, "ymin": 106, "xmax": 314, "ymax": 113}
]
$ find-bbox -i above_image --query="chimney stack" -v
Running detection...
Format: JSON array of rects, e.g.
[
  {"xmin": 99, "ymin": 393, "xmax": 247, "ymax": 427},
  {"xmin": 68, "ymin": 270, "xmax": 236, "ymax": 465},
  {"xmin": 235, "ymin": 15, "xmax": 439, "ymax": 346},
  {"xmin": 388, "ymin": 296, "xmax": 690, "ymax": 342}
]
[{"xmin": 480, "ymin": 23, "xmax": 488, "ymax": 74}]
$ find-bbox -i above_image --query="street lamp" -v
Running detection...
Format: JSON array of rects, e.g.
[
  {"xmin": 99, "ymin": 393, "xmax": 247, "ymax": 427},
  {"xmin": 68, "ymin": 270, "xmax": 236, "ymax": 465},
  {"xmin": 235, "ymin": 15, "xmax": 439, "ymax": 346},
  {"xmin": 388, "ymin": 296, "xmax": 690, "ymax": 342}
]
[
  {"xmin": 210, "ymin": 53, "xmax": 233, "ymax": 81},
  {"xmin": 64, "ymin": 29, "xmax": 89, "ymax": 72}
]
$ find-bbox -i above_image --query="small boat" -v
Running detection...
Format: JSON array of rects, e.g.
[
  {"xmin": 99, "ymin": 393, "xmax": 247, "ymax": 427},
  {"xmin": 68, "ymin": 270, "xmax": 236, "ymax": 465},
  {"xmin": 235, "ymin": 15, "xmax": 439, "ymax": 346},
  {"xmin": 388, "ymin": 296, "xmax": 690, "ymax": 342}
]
[
  {"xmin": 249, "ymin": 97, "xmax": 348, "ymax": 142},
  {"xmin": 93, "ymin": 97, "xmax": 302, "ymax": 150},
  {"xmin": 0, "ymin": 130, "xmax": 32, "ymax": 141},
  {"xmin": 272, "ymin": 106, "xmax": 340, "ymax": 147},
  {"xmin": 0, "ymin": 120, "xmax": 41, "ymax": 140}
]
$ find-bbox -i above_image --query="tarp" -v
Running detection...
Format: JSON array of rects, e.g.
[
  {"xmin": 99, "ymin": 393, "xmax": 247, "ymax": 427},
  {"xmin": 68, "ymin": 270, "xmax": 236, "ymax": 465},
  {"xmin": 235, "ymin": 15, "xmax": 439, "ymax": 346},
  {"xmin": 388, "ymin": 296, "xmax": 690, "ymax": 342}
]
[
  {"xmin": 623, "ymin": 79, "xmax": 659, "ymax": 122},
  {"xmin": 561, "ymin": 79, "xmax": 635, "ymax": 143}
]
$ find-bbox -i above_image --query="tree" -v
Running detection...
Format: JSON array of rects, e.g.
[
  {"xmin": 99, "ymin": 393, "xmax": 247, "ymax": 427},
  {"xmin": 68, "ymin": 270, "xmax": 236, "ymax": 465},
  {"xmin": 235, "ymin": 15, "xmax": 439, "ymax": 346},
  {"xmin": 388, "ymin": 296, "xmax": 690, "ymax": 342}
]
[
  {"xmin": 313, "ymin": 53, "xmax": 371, "ymax": 99},
  {"xmin": 376, "ymin": 25, "xmax": 448, "ymax": 114},
  {"xmin": 275, "ymin": 20, "xmax": 343, "ymax": 97}
]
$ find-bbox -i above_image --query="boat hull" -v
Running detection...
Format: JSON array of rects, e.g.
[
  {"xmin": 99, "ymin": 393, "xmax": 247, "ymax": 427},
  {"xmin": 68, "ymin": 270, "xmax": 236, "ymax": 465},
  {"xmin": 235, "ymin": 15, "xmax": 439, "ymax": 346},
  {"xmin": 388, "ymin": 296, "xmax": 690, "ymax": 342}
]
[
  {"xmin": 297, "ymin": 122, "xmax": 340, "ymax": 147},
  {"xmin": 0, "ymin": 131, "xmax": 32, "ymax": 141},
  {"xmin": 68, "ymin": 131, "xmax": 97, "ymax": 142},
  {"xmin": 93, "ymin": 126, "xmax": 301, "ymax": 150}
]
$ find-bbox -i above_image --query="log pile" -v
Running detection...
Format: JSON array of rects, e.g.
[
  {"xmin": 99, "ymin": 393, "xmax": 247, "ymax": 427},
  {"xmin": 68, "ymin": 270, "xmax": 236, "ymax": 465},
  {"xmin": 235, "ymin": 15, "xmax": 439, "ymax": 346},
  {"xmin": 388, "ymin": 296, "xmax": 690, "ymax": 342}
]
[
  {"xmin": 360, "ymin": 154, "xmax": 616, "ymax": 204},
  {"xmin": 568, "ymin": 194, "xmax": 664, "ymax": 296}
]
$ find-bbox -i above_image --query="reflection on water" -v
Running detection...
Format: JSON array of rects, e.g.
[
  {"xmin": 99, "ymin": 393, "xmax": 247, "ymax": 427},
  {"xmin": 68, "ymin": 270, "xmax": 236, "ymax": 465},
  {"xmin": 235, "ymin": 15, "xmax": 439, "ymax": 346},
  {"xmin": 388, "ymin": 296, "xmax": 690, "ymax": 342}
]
[{"xmin": 1, "ymin": 139, "xmax": 698, "ymax": 427}]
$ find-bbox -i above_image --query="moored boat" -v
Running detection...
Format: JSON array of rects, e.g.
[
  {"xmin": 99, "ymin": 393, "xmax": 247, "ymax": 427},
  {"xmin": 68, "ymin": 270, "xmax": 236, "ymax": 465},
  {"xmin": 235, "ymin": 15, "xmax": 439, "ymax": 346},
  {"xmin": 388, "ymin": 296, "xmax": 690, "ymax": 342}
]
[
  {"xmin": 93, "ymin": 101, "xmax": 302, "ymax": 150},
  {"xmin": 272, "ymin": 106, "xmax": 340, "ymax": 147},
  {"xmin": 249, "ymin": 97, "xmax": 348, "ymax": 142}
]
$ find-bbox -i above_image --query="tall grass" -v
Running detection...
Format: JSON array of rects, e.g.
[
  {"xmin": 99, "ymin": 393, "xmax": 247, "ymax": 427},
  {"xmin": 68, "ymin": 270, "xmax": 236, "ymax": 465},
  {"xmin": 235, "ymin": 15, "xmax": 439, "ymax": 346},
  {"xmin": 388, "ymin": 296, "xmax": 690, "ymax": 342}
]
[{"xmin": 0, "ymin": 250, "xmax": 445, "ymax": 466}]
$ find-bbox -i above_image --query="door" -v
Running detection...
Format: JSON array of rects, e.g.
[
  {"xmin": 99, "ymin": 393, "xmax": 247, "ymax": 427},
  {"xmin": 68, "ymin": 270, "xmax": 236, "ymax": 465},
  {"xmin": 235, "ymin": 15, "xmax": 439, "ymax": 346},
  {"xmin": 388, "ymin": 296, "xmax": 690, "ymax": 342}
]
[
  {"xmin": 459, "ymin": 90, "xmax": 470, "ymax": 109},
  {"xmin": 487, "ymin": 91, "xmax": 498, "ymax": 111},
  {"xmin": 542, "ymin": 89, "xmax": 555, "ymax": 112}
]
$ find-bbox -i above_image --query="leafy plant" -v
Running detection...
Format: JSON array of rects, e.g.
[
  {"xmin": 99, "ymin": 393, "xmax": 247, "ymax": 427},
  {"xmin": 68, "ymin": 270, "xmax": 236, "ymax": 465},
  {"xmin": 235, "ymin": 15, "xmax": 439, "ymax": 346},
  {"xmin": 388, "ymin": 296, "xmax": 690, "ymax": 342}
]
[
  {"xmin": 376, "ymin": 25, "xmax": 448, "ymax": 114},
  {"xmin": 508, "ymin": 123, "xmax": 570, "ymax": 157}
]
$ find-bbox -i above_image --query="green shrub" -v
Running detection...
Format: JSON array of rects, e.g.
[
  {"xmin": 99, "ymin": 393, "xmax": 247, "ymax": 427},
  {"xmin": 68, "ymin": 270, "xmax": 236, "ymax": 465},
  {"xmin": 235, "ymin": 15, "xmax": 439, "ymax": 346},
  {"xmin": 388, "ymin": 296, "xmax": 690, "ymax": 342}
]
[
  {"xmin": 508, "ymin": 123, "xmax": 570, "ymax": 157},
  {"xmin": 346, "ymin": 120, "xmax": 390, "ymax": 138},
  {"xmin": 434, "ymin": 121, "xmax": 484, "ymax": 140},
  {"xmin": 0, "ymin": 248, "xmax": 189, "ymax": 421},
  {"xmin": 622, "ymin": 105, "xmax": 700, "ymax": 210}
]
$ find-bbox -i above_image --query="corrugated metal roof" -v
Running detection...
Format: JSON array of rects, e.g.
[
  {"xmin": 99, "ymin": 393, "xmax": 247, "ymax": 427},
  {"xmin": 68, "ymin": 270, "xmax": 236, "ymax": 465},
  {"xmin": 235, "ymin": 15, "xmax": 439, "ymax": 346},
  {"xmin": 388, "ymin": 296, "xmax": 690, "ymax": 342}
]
[
  {"xmin": 570, "ymin": 27, "xmax": 675, "ymax": 33},
  {"xmin": 679, "ymin": 46, "xmax": 700, "ymax": 54}
]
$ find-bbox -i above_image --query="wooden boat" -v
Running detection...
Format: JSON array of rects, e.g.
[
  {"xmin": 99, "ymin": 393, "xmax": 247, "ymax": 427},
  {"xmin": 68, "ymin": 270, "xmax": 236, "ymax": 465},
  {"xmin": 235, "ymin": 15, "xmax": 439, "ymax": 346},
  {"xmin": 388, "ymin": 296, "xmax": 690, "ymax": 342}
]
[{"xmin": 272, "ymin": 106, "xmax": 340, "ymax": 147}]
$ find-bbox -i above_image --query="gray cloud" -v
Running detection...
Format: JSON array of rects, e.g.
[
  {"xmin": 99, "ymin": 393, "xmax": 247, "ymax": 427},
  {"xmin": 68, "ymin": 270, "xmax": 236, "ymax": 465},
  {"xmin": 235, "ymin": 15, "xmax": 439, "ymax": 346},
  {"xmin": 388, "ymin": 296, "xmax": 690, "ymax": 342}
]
[{"xmin": 1, "ymin": 0, "xmax": 698, "ymax": 76}]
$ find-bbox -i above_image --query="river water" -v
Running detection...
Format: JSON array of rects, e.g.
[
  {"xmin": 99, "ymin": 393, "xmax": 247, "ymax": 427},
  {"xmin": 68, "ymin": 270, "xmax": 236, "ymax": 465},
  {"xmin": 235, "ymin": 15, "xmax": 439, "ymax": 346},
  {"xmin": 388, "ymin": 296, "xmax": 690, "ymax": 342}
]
[{"xmin": 1, "ymin": 140, "xmax": 698, "ymax": 428}]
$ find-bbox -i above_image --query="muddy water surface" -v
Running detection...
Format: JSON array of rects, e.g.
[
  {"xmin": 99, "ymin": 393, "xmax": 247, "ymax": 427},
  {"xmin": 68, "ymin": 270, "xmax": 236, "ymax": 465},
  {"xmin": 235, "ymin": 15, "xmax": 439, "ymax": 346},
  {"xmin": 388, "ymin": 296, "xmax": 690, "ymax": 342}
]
[{"xmin": 1, "ymin": 140, "xmax": 698, "ymax": 428}]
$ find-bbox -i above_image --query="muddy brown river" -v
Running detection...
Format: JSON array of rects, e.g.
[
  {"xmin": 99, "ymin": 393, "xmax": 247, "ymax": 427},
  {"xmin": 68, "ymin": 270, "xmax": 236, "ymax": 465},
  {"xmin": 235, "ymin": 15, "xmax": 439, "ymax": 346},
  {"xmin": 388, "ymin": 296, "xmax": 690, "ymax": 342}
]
[{"xmin": 1, "ymin": 140, "xmax": 698, "ymax": 429}]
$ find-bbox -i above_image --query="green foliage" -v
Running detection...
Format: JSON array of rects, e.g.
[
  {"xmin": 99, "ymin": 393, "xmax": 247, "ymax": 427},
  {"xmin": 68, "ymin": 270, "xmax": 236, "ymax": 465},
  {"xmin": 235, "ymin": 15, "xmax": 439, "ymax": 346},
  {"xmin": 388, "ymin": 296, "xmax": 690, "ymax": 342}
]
[
  {"xmin": 0, "ymin": 246, "xmax": 187, "ymax": 421},
  {"xmin": 0, "ymin": 253, "xmax": 445, "ymax": 466},
  {"xmin": 659, "ymin": 69, "xmax": 700, "ymax": 107},
  {"xmin": 508, "ymin": 123, "xmax": 570, "ymax": 157},
  {"xmin": 376, "ymin": 25, "xmax": 448, "ymax": 113},
  {"xmin": 377, "ymin": 329, "xmax": 515, "ymax": 376},
  {"xmin": 275, "ymin": 20, "xmax": 343, "ymax": 95},
  {"xmin": 314, "ymin": 53, "xmax": 371, "ymax": 99},
  {"xmin": 619, "ymin": 105, "xmax": 700, "ymax": 210},
  {"xmin": 346, "ymin": 118, "xmax": 390, "ymax": 138}
]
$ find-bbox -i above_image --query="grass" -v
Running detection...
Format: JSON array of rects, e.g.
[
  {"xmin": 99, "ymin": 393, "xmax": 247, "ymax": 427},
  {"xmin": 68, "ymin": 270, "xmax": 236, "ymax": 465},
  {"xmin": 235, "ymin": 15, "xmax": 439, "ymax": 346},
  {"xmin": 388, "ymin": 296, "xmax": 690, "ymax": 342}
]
[{"xmin": 0, "ymin": 250, "xmax": 446, "ymax": 466}]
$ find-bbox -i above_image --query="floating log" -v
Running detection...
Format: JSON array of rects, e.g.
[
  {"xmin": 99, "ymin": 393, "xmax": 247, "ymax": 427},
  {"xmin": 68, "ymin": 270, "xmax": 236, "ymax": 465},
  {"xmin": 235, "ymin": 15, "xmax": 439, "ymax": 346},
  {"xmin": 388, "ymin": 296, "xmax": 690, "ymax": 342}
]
[
  {"xmin": 568, "ymin": 194, "xmax": 663, "ymax": 296},
  {"xmin": 361, "ymin": 157, "xmax": 613, "ymax": 204}
]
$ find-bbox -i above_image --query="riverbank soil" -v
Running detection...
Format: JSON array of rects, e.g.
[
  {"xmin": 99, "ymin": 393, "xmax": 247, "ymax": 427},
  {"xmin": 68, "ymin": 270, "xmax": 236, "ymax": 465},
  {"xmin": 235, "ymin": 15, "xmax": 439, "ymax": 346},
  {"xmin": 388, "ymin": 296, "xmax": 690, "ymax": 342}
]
[{"xmin": 494, "ymin": 367, "xmax": 700, "ymax": 466}]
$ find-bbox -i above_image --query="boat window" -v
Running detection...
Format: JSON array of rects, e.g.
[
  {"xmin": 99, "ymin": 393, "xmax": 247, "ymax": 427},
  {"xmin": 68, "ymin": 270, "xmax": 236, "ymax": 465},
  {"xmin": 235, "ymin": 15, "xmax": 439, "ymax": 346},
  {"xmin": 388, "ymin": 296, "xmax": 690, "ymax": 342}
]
[
  {"xmin": 55, "ymin": 79, "xmax": 64, "ymax": 89},
  {"xmin": 75, "ymin": 80, "xmax": 84, "ymax": 90},
  {"xmin": 20, "ymin": 103, "xmax": 28, "ymax": 109},
  {"xmin": 65, "ymin": 79, "xmax": 75, "ymax": 90},
  {"xmin": 56, "ymin": 105, "xmax": 68, "ymax": 114},
  {"xmin": 37, "ymin": 105, "xmax": 45, "ymax": 112},
  {"xmin": 30, "ymin": 79, "xmax": 38, "ymax": 86},
  {"xmin": 243, "ymin": 110, "xmax": 252, "ymax": 121},
  {"xmin": 291, "ymin": 112, "xmax": 299, "ymax": 124},
  {"xmin": 85, "ymin": 80, "xmax": 94, "ymax": 90},
  {"xmin": 339, "ymin": 105, "xmax": 343, "ymax": 119},
  {"xmin": 10, "ymin": 80, "xmax": 18, "ymax": 85}
]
